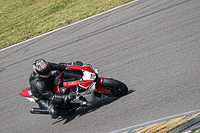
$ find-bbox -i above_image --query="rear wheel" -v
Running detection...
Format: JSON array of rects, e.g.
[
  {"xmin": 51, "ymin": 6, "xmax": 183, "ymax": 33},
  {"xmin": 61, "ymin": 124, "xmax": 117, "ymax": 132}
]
[{"xmin": 101, "ymin": 78, "xmax": 128, "ymax": 97}]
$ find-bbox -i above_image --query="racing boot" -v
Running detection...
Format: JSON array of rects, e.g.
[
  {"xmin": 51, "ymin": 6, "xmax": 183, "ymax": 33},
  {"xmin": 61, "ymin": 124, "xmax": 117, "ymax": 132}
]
[{"xmin": 48, "ymin": 105, "xmax": 60, "ymax": 119}]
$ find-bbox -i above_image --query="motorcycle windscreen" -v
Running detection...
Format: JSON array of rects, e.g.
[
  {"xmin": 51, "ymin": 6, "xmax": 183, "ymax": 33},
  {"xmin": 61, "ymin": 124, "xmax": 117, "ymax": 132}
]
[{"xmin": 64, "ymin": 68, "xmax": 83, "ymax": 81}]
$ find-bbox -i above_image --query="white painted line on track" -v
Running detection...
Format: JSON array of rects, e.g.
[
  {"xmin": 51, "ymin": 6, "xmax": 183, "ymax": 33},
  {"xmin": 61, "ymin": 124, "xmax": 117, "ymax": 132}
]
[
  {"xmin": 109, "ymin": 109, "xmax": 200, "ymax": 133},
  {"xmin": 0, "ymin": 0, "xmax": 140, "ymax": 52}
]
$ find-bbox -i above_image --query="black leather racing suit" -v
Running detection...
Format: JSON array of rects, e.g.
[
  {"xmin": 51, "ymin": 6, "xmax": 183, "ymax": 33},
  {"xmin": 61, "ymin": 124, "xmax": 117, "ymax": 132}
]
[{"xmin": 29, "ymin": 61, "xmax": 82, "ymax": 118}]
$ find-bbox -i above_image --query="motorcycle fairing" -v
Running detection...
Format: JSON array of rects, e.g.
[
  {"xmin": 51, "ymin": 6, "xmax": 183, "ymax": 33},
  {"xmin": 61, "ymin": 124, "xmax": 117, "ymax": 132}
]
[
  {"xmin": 62, "ymin": 65, "xmax": 96, "ymax": 89},
  {"xmin": 20, "ymin": 87, "xmax": 35, "ymax": 102},
  {"xmin": 71, "ymin": 82, "xmax": 108, "ymax": 106}
]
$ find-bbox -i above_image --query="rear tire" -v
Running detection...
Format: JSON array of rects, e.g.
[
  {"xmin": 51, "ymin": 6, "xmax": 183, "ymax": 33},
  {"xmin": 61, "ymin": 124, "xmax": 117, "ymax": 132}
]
[{"xmin": 101, "ymin": 78, "xmax": 128, "ymax": 97}]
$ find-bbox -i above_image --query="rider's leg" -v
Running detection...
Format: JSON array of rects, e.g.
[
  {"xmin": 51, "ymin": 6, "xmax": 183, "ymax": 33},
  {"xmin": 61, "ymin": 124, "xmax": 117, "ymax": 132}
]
[{"xmin": 37, "ymin": 99, "xmax": 60, "ymax": 118}]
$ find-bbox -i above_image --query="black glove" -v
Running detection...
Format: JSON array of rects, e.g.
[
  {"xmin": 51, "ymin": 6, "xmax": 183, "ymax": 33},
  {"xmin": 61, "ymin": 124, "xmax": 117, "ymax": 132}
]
[
  {"xmin": 79, "ymin": 96, "xmax": 87, "ymax": 102},
  {"xmin": 58, "ymin": 63, "xmax": 67, "ymax": 71},
  {"xmin": 73, "ymin": 61, "xmax": 83, "ymax": 66},
  {"xmin": 64, "ymin": 93, "xmax": 77, "ymax": 103},
  {"xmin": 50, "ymin": 94, "xmax": 66, "ymax": 103},
  {"xmin": 58, "ymin": 61, "xmax": 83, "ymax": 71},
  {"xmin": 50, "ymin": 94, "xmax": 76, "ymax": 103}
]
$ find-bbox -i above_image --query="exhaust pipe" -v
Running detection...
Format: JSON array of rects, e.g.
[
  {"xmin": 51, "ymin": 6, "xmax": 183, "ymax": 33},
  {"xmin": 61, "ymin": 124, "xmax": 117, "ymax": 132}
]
[{"xmin": 30, "ymin": 108, "xmax": 49, "ymax": 114}]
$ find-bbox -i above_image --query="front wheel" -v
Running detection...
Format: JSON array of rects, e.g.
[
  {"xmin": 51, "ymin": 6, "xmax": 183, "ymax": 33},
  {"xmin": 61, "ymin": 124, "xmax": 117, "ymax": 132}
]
[{"xmin": 101, "ymin": 78, "xmax": 128, "ymax": 97}]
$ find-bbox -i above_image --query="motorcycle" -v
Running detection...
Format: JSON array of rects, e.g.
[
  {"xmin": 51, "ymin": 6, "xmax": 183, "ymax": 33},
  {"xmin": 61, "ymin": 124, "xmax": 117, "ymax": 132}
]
[{"xmin": 20, "ymin": 64, "xmax": 128, "ymax": 116}]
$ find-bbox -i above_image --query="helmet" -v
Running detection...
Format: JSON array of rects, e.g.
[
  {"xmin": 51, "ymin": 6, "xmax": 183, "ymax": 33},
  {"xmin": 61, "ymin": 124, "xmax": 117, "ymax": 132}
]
[{"xmin": 33, "ymin": 59, "xmax": 51, "ymax": 78}]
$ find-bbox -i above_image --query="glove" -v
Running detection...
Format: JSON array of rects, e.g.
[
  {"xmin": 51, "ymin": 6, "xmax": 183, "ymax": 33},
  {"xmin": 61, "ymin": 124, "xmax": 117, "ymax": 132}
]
[
  {"xmin": 50, "ymin": 94, "xmax": 66, "ymax": 103},
  {"xmin": 58, "ymin": 63, "xmax": 67, "ymax": 71},
  {"xmin": 64, "ymin": 93, "xmax": 77, "ymax": 103},
  {"xmin": 79, "ymin": 96, "xmax": 87, "ymax": 102},
  {"xmin": 73, "ymin": 61, "xmax": 83, "ymax": 66},
  {"xmin": 58, "ymin": 61, "xmax": 83, "ymax": 71},
  {"xmin": 50, "ymin": 94, "xmax": 76, "ymax": 103},
  {"xmin": 79, "ymin": 96, "xmax": 88, "ymax": 107}
]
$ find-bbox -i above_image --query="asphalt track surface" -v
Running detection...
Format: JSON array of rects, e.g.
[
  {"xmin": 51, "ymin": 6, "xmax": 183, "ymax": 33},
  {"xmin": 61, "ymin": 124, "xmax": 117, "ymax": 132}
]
[{"xmin": 1, "ymin": 0, "xmax": 200, "ymax": 133}]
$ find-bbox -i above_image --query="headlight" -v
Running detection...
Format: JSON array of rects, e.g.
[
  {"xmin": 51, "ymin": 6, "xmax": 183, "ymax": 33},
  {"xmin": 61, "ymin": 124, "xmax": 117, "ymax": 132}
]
[{"xmin": 90, "ymin": 74, "xmax": 96, "ymax": 79}]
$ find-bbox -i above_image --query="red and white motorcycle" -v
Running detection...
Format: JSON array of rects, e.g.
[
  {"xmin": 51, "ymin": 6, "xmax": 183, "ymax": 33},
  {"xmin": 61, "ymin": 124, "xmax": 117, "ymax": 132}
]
[{"xmin": 20, "ymin": 64, "xmax": 128, "ymax": 116}]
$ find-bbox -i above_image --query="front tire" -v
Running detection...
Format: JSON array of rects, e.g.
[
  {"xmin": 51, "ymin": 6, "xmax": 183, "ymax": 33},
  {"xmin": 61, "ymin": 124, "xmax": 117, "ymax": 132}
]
[{"xmin": 101, "ymin": 78, "xmax": 128, "ymax": 97}]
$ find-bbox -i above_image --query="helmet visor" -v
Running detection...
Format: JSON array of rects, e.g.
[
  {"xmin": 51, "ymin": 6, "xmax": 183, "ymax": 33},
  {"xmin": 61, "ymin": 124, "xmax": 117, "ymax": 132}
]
[
  {"xmin": 37, "ymin": 67, "xmax": 51, "ymax": 76},
  {"xmin": 40, "ymin": 72, "xmax": 51, "ymax": 78}
]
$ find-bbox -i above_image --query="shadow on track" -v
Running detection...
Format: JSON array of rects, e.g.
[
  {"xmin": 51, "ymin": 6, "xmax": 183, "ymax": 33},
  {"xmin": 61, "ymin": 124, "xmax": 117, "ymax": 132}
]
[{"xmin": 52, "ymin": 89, "xmax": 135, "ymax": 125}]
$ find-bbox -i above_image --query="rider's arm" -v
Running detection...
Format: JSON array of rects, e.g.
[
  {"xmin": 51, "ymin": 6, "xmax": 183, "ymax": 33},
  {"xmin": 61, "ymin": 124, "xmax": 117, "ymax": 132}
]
[
  {"xmin": 48, "ymin": 61, "xmax": 83, "ymax": 71},
  {"xmin": 35, "ymin": 80, "xmax": 75, "ymax": 103},
  {"xmin": 36, "ymin": 80, "xmax": 54, "ymax": 99}
]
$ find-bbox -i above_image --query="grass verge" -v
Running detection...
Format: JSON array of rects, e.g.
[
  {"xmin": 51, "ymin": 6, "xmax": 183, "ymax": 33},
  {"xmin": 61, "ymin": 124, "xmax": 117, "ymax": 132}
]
[{"xmin": 0, "ymin": 0, "xmax": 133, "ymax": 49}]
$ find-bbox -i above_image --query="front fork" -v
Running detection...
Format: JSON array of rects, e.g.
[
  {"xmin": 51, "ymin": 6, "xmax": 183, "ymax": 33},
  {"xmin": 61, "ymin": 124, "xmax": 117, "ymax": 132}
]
[{"xmin": 96, "ymin": 77, "xmax": 111, "ymax": 94}]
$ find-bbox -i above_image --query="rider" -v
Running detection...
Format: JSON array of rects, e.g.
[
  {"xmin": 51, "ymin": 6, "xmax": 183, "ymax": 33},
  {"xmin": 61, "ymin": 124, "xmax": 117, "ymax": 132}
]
[{"xmin": 29, "ymin": 59, "xmax": 83, "ymax": 118}]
